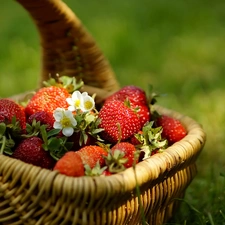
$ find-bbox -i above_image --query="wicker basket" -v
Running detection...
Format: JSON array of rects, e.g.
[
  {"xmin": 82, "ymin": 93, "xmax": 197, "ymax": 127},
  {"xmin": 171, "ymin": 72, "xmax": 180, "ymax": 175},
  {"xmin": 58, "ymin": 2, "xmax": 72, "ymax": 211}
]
[{"xmin": 0, "ymin": 0, "xmax": 206, "ymax": 224}]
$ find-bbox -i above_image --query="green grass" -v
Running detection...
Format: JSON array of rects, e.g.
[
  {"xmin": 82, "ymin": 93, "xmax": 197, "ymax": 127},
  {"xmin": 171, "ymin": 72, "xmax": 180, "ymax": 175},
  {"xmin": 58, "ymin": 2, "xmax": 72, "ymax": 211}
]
[{"xmin": 1, "ymin": 0, "xmax": 225, "ymax": 224}]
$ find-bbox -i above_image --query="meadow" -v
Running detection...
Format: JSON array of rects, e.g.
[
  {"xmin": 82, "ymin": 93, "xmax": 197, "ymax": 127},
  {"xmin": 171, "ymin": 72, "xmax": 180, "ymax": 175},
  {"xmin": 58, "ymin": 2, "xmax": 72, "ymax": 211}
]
[{"xmin": 1, "ymin": 0, "xmax": 225, "ymax": 224}]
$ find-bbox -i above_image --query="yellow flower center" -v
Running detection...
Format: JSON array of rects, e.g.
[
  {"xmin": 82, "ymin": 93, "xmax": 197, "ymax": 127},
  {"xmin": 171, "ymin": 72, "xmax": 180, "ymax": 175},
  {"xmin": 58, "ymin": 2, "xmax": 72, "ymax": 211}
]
[
  {"xmin": 84, "ymin": 101, "xmax": 93, "ymax": 110},
  {"xmin": 61, "ymin": 117, "xmax": 71, "ymax": 128},
  {"xmin": 75, "ymin": 99, "xmax": 80, "ymax": 107}
]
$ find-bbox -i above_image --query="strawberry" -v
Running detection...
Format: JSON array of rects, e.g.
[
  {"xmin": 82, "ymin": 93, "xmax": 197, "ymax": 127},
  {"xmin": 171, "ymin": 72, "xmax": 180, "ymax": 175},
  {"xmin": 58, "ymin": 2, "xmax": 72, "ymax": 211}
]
[
  {"xmin": 54, "ymin": 145, "xmax": 107, "ymax": 177},
  {"xmin": 105, "ymin": 85, "xmax": 150, "ymax": 127},
  {"xmin": 136, "ymin": 104, "xmax": 150, "ymax": 127},
  {"xmin": 0, "ymin": 98, "xmax": 26, "ymax": 130},
  {"xmin": 54, "ymin": 151, "xmax": 85, "ymax": 177},
  {"xmin": 155, "ymin": 115, "xmax": 187, "ymax": 145},
  {"xmin": 103, "ymin": 142, "xmax": 138, "ymax": 173},
  {"xmin": 102, "ymin": 169, "xmax": 112, "ymax": 176},
  {"xmin": 106, "ymin": 85, "xmax": 148, "ymax": 106},
  {"xmin": 12, "ymin": 136, "xmax": 56, "ymax": 169},
  {"xmin": 98, "ymin": 100, "xmax": 141, "ymax": 143},
  {"xmin": 27, "ymin": 111, "xmax": 55, "ymax": 131},
  {"xmin": 25, "ymin": 86, "xmax": 70, "ymax": 117},
  {"xmin": 76, "ymin": 145, "xmax": 107, "ymax": 168},
  {"xmin": 111, "ymin": 142, "xmax": 138, "ymax": 168}
]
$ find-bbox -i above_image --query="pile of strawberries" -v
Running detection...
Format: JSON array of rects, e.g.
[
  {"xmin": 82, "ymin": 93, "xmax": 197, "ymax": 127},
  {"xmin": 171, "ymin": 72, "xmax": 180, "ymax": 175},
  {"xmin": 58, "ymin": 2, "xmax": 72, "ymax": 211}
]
[{"xmin": 0, "ymin": 77, "xmax": 187, "ymax": 177}]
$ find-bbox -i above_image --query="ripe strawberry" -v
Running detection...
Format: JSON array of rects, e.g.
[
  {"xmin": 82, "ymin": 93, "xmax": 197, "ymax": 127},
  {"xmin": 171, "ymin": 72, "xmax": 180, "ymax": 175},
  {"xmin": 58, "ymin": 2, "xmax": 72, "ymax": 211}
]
[
  {"xmin": 54, "ymin": 151, "xmax": 85, "ymax": 177},
  {"xmin": 101, "ymin": 169, "xmax": 112, "ymax": 176},
  {"xmin": 156, "ymin": 115, "xmax": 187, "ymax": 145},
  {"xmin": 98, "ymin": 100, "xmax": 141, "ymax": 143},
  {"xmin": 0, "ymin": 98, "xmax": 26, "ymax": 130},
  {"xmin": 76, "ymin": 145, "xmax": 108, "ymax": 168},
  {"xmin": 25, "ymin": 86, "xmax": 70, "ymax": 117},
  {"xmin": 136, "ymin": 104, "xmax": 150, "ymax": 127},
  {"xmin": 12, "ymin": 136, "xmax": 56, "ymax": 169},
  {"xmin": 106, "ymin": 85, "xmax": 148, "ymax": 106},
  {"xmin": 105, "ymin": 85, "xmax": 150, "ymax": 127},
  {"xmin": 54, "ymin": 145, "xmax": 107, "ymax": 177},
  {"xmin": 111, "ymin": 142, "xmax": 138, "ymax": 168},
  {"xmin": 27, "ymin": 111, "xmax": 55, "ymax": 131}
]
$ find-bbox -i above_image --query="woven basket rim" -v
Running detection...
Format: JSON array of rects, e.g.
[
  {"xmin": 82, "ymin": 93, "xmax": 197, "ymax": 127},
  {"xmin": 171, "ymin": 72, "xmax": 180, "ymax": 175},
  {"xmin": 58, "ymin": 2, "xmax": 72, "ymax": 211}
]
[{"xmin": 0, "ymin": 105, "xmax": 206, "ymax": 198}]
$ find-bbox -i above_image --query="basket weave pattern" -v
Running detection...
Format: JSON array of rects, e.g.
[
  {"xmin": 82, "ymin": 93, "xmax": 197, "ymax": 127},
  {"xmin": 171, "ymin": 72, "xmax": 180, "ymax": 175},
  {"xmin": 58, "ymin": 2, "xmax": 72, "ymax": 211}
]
[{"xmin": 0, "ymin": 0, "xmax": 206, "ymax": 225}]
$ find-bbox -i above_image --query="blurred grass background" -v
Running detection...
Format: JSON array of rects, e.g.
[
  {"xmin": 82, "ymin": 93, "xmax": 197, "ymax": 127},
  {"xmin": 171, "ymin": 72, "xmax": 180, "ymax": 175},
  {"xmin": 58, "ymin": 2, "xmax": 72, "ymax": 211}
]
[{"xmin": 1, "ymin": 0, "xmax": 225, "ymax": 224}]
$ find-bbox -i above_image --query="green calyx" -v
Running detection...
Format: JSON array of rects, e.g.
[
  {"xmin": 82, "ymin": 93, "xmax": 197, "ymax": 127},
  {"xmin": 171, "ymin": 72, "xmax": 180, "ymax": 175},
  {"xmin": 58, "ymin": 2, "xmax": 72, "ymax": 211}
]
[
  {"xmin": 104, "ymin": 149, "xmax": 128, "ymax": 173},
  {"xmin": 84, "ymin": 161, "xmax": 107, "ymax": 176},
  {"xmin": 43, "ymin": 75, "xmax": 84, "ymax": 93},
  {"xmin": 0, "ymin": 116, "xmax": 24, "ymax": 155},
  {"xmin": 74, "ymin": 110, "xmax": 104, "ymax": 146},
  {"xmin": 134, "ymin": 121, "xmax": 168, "ymax": 160}
]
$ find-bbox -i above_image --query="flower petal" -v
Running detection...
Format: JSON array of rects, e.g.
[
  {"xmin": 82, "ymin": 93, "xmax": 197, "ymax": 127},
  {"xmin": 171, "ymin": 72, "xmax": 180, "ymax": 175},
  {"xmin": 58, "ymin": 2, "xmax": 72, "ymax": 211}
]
[
  {"xmin": 53, "ymin": 108, "xmax": 64, "ymax": 121},
  {"xmin": 80, "ymin": 96, "xmax": 95, "ymax": 112},
  {"xmin": 81, "ymin": 92, "xmax": 88, "ymax": 97},
  {"xmin": 62, "ymin": 127, "xmax": 74, "ymax": 137},
  {"xmin": 68, "ymin": 105, "xmax": 76, "ymax": 112},
  {"xmin": 72, "ymin": 90, "xmax": 82, "ymax": 100},
  {"xmin": 66, "ymin": 97, "xmax": 74, "ymax": 105},
  {"xmin": 53, "ymin": 121, "xmax": 62, "ymax": 129}
]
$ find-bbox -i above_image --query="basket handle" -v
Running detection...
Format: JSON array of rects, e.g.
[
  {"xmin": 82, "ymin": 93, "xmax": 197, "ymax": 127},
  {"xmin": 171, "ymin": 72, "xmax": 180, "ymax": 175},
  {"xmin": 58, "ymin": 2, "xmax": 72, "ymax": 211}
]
[{"xmin": 15, "ymin": 0, "xmax": 120, "ymax": 102}]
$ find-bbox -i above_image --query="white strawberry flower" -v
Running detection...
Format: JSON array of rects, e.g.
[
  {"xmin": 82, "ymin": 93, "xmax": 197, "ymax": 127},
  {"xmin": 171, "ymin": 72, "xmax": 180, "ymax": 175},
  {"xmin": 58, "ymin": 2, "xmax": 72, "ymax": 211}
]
[
  {"xmin": 66, "ymin": 90, "xmax": 95, "ymax": 112},
  {"xmin": 53, "ymin": 108, "xmax": 77, "ymax": 137},
  {"xmin": 80, "ymin": 94, "xmax": 95, "ymax": 112}
]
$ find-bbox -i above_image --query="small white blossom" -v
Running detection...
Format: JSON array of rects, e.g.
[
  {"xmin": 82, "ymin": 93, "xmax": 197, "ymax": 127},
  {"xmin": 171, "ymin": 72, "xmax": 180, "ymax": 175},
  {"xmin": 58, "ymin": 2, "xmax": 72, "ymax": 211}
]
[
  {"xmin": 66, "ymin": 91, "xmax": 83, "ymax": 112},
  {"xmin": 53, "ymin": 108, "xmax": 77, "ymax": 137},
  {"xmin": 80, "ymin": 95, "xmax": 95, "ymax": 112},
  {"xmin": 66, "ymin": 91, "xmax": 95, "ymax": 112}
]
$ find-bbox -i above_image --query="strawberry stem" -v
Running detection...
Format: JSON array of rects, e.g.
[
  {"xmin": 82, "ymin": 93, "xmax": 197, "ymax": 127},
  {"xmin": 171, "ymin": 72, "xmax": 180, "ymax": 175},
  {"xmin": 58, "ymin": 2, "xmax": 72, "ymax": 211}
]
[
  {"xmin": 0, "ymin": 136, "xmax": 6, "ymax": 154},
  {"xmin": 133, "ymin": 163, "xmax": 148, "ymax": 225},
  {"xmin": 116, "ymin": 123, "xmax": 122, "ymax": 143}
]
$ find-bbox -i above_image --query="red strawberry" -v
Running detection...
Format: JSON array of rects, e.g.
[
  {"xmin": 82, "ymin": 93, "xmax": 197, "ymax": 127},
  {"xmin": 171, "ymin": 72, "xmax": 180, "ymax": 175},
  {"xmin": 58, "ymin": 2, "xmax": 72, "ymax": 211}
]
[
  {"xmin": 54, "ymin": 145, "xmax": 107, "ymax": 177},
  {"xmin": 156, "ymin": 115, "xmax": 187, "ymax": 145},
  {"xmin": 76, "ymin": 145, "xmax": 107, "ymax": 168},
  {"xmin": 106, "ymin": 85, "xmax": 148, "ymax": 105},
  {"xmin": 102, "ymin": 169, "xmax": 112, "ymax": 176},
  {"xmin": 27, "ymin": 111, "xmax": 55, "ymax": 131},
  {"xmin": 25, "ymin": 86, "xmax": 70, "ymax": 117},
  {"xmin": 54, "ymin": 151, "xmax": 85, "ymax": 177},
  {"xmin": 136, "ymin": 104, "xmax": 150, "ymax": 127},
  {"xmin": 98, "ymin": 100, "xmax": 141, "ymax": 143},
  {"xmin": 105, "ymin": 86, "xmax": 150, "ymax": 127},
  {"xmin": 111, "ymin": 142, "xmax": 138, "ymax": 168},
  {"xmin": 0, "ymin": 98, "xmax": 26, "ymax": 130},
  {"xmin": 12, "ymin": 136, "xmax": 56, "ymax": 169}
]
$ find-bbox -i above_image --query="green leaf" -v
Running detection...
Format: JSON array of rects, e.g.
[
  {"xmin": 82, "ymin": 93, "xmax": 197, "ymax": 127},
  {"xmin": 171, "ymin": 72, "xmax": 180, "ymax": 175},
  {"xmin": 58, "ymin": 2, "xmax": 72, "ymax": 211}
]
[
  {"xmin": 48, "ymin": 137, "xmax": 62, "ymax": 150},
  {"xmin": 0, "ymin": 123, "xmax": 6, "ymax": 136},
  {"xmin": 47, "ymin": 129, "xmax": 61, "ymax": 138},
  {"xmin": 40, "ymin": 125, "xmax": 48, "ymax": 145},
  {"xmin": 91, "ymin": 128, "xmax": 104, "ymax": 134}
]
